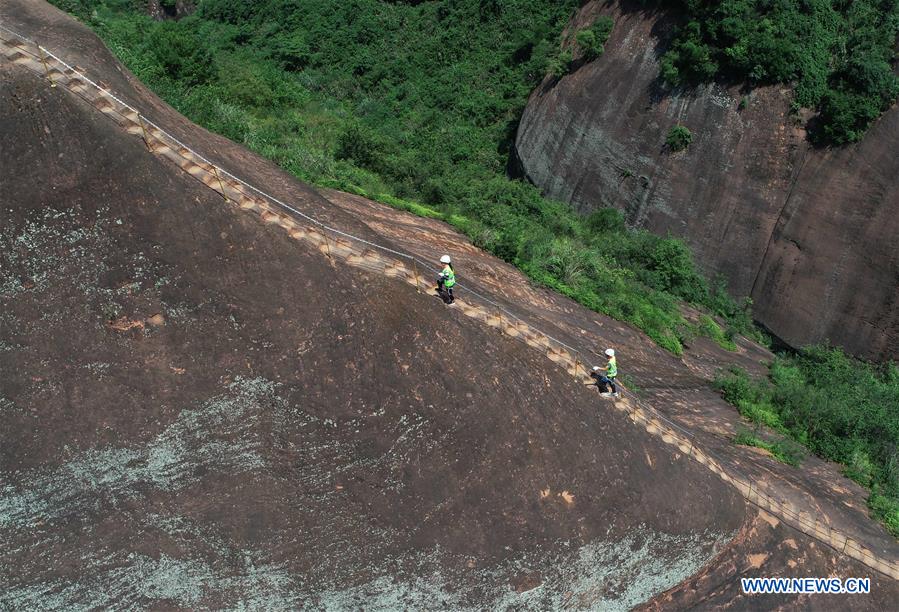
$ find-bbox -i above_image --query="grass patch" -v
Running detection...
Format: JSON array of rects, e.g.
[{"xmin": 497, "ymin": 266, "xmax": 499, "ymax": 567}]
[
  {"xmin": 733, "ymin": 427, "xmax": 805, "ymax": 467},
  {"xmin": 697, "ymin": 314, "xmax": 738, "ymax": 351},
  {"xmin": 616, "ymin": 373, "xmax": 641, "ymax": 397},
  {"xmin": 715, "ymin": 347, "xmax": 899, "ymax": 537}
]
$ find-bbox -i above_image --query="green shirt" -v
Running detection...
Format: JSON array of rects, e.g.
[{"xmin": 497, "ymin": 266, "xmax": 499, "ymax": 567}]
[
  {"xmin": 441, "ymin": 265, "xmax": 456, "ymax": 287},
  {"xmin": 607, "ymin": 356, "xmax": 617, "ymax": 378}
]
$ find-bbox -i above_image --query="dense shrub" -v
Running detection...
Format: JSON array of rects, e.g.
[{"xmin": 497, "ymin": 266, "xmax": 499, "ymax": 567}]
[
  {"xmin": 665, "ymin": 125, "xmax": 692, "ymax": 151},
  {"xmin": 592, "ymin": 15, "xmax": 614, "ymax": 42},
  {"xmin": 585, "ymin": 208, "xmax": 625, "ymax": 234},
  {"xmin": 659, "ymin": 20, "xmax": 717, "ymax": 84},
  {"xmin": 642, "ymin": 237, "xmax": 705, "ymax": 300},
  {"xmin": 145, "ymin": 21, "xmax": 213, "ymax": 86},
  {"xmin": 716, "ymin": 348, "xmax": 899, "ymax": 536},
  {"xmin": 548, "ymin": 49, "xmax": 573, "ymax": 77},
  {"xmin": 657, "ymin": 0, "xmax": 899, "ymax": 145},
  {"xmin": 336, "ymin": 123, "xmax": 386, "ymax": 171},
  {"xmin": 575, "ymin": 15, "xmax": 614, "ymax": 61},
  {"xmin": 575, "ymin": 29, "xmax": 598, "ymax": 58}
]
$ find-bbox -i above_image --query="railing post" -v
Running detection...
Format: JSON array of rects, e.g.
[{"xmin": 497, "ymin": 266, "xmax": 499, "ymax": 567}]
[
  {"xmin": 320, "ymin": 224, "xmax": 332, "ymax": 259},
  {"xmin": 412, "ymin": 257, "xmax": 421, "ymax": 293},
  {"xmin": 137, "ymin": 114, "xmax": 154, "ymax": 153},
  {"xmin": 574, "ymin": 354, "xmax": 581, "ymax": 379},
  {"xmin": 37, "ymin": 45, "xmax": 55, "ymax": 87},
  {"xmin": 212, "ymin": 166, "xmax": 229, "ymax": 202}
]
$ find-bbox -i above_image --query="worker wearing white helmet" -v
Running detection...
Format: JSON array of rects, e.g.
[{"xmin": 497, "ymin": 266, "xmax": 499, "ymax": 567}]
[
  {"xmin": 590, "ymin": 348, "xmax": 619, "ymax": 397},
  {"xmin": 436, "ymin": 254, "xmax": 456, "ymax": 304}
]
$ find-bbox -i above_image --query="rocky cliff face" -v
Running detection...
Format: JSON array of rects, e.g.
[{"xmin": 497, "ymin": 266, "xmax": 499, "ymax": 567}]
[{"xmin": 515, "ymin": 1, "xmax": 899, "ymax": 361}]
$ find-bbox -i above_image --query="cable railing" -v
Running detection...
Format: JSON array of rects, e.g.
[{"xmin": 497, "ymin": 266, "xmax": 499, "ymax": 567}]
[{"xmin": 2, "ymin": 22, "xmax": 897, "ymax": 580}]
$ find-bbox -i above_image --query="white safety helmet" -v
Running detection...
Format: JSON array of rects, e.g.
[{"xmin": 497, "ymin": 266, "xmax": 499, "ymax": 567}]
[
  {"xmin": 592, "ymin": 366, "xmax": 601, "ymax": 371},
  {"xmin": 440, "ymin": 255, "xmax": 452, "ymax": 264},
  {"xmin": 605, "ymin": 348, "xmax": 615, "ymax": 357}
]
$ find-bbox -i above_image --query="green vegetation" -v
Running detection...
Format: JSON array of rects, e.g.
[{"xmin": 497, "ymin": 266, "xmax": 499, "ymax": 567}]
[
  {"xmin": 574, "ymin": 30, "xmax": 599, "ymax": 60},
  {"xmin": 697, "ymin": 314, "xmax": 737, "ymax": 351},
  {"xmin": 665, "ymin": 125, "xmax": 693, "ymax": 151},
  {"xmin": 616, "ymin": 373, "xmax": 641, "ymax": 396},
  {"xmin": 656, "ymin": 0, "xmax": 899, "ymax": 145},
  {"xmin": 716, "ymin": 347, "xmax": 899, "ymax": 536},
  {"xmin": 548, "ymin": 49, "xmax": 574, "ymax": 78},
  {"xmin": 49, "ymin": 0, "xmax": 762, "ymax": 356},
  {"xmin": 575, "ymin": 15, "xmax": 614, "ymax": 61},
  {"xmin": 550, "ymin": 14, "xmax": 614, "ymax": 76},
  {"xmin": 733, "ymin": 427, "xmax": 806, "ymax": 467}
]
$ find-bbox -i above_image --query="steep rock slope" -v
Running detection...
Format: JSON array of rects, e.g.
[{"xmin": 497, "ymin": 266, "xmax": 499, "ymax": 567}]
[
  {"xmin": 321, "ymin": 190, "xmax": 899, "ymax": 606},
  {"xmin": 514, "ymin": 0, "xmax": 899, "ymax": 361},
  {"xmin": 0, "ymin": 1, "xmax": 748, "ymax": 608},
  {"xmin": 3, "ymin": 1, "xmax": 898, "ymax": 608}
]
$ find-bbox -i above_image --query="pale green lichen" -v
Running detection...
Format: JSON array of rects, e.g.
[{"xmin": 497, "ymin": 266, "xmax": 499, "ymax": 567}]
[
  {"xmin": 0, "ymin": 205, "xmax": 183, "ymax": 319},
  {"xmin": 0, "ymin": 513, "xmax": 731, "ymax": 611},
  {"xmin": 309, "ymin": 526, "xmax": 732, "ymax": 611},
  {"xmin": 84, "ymin": 362, "xmax": 110, "ymax": 377},
  {"xmin": 0, "ymin": 377, "xmax": 278, "ymax": 531}
]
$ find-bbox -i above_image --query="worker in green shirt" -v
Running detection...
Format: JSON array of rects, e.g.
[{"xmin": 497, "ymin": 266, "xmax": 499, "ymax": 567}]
[
  {"xmin": 590, "ymin": 348, "xmax": 619, "ymax": 397},
  {"xmin": 436, "ymin": 254, "xmax": 456, "ymax": 304}
]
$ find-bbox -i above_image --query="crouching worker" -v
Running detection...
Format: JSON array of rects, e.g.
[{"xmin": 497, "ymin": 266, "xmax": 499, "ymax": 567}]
[
  {"xmin": 590, "ymin": 348, "xmax": 619, "ymax": 397},
  {"xmin": 436, "ymin": 254, "xmax": 456, "ymax": 304}
]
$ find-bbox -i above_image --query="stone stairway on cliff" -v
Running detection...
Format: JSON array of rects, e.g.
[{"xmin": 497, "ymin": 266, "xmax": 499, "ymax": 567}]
[{"xmin": 2, "ymin": 26, "xmax": 897, "ymax": 580}]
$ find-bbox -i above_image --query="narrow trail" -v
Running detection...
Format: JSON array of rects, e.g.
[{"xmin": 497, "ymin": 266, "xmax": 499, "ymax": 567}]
[{"xmin": 2, "ymin": 25, "xmax": 897, "ymax": 581}]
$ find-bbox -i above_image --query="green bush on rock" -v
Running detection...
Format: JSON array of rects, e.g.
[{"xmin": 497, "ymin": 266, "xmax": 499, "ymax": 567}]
[
  {"xmin": 575, "ymin": 15, "xmax": 614, "ymax": 61},
  {"xmin": 665, "ymin": 125, "xmax": 693, "ymax": 152}
]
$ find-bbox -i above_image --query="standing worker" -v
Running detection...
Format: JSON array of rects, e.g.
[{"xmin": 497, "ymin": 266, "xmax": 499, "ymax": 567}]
[
  {"xmin": 591, "ymin": 348, "xmax": 619, "ymax": 397},
  {"xmin": 436, "ymin": 255, "xmax": 456, "ymax": 304}
]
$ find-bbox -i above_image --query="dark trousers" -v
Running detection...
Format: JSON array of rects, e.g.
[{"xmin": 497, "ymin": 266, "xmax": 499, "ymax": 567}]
[
  {"xmin": 437, "ymin": 280, "xmax": 454, "ymax": 303},
  {"xmin": 596, "ymin": 375, "xmax": 616, "ymax": 393}
]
